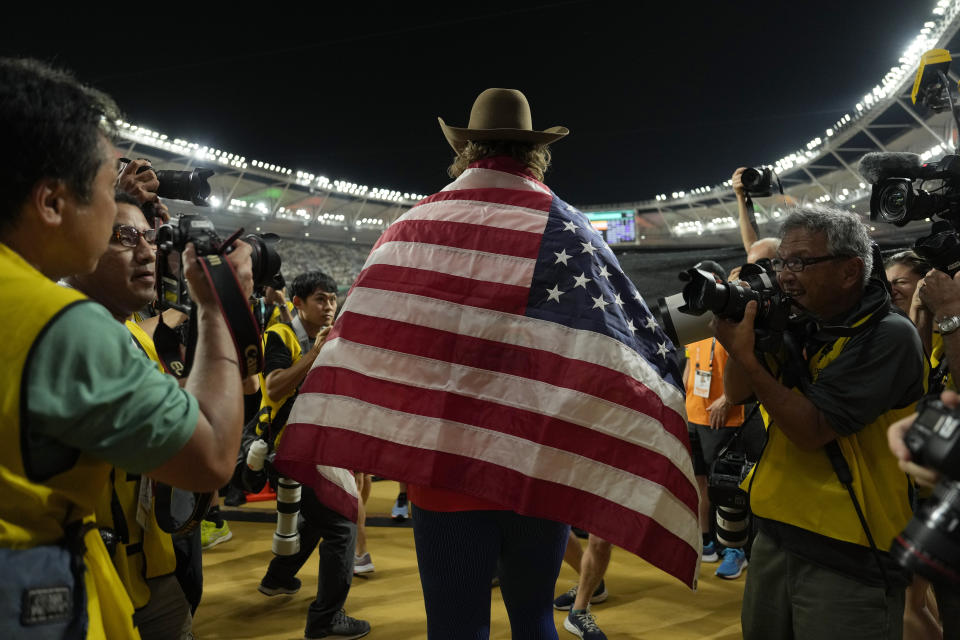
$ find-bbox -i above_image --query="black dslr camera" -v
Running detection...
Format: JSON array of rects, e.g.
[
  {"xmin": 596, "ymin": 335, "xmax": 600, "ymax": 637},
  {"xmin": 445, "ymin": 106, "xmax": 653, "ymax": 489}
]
[
  {"xmin": 118, "ymin": 158, "xmax": 213, "ymax": 207},
  {"xmin": 890, "ymin": 397, "xmax": 960, "ymax": 584},
  {"xmin": 674, "ymin": 262, "xmax": 793, "ymax": 351},
  {"xmin": 863, "ymin": 50, "xmax": 960, "ymax": 276},
  {"xmin": 741, "ymin": 166, "xmax": 777, "ymax": 198},
  {"xmin": 156, "ymin": 214, "xmax": 283, "ymax": 313}
]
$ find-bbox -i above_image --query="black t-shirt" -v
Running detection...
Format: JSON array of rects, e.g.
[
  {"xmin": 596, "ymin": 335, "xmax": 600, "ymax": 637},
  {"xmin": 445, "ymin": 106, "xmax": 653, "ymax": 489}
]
[
  {"xmin": 263, "ymin": 331, "xmax": 298, "ymax": 429},
  {"xmin": 758, "ymin": 280, "xmax": 923, "ymax": 588},
  {"xmin": 798, "ymin": 285, "xmax": 924, "ymax": 436}
]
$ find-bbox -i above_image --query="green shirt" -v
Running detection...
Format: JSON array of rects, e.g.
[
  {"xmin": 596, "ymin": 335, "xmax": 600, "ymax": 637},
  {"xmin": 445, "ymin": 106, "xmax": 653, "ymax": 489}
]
[{"xmin": 25, "ymin": 302, "xmax": 197, "ymax": 476}]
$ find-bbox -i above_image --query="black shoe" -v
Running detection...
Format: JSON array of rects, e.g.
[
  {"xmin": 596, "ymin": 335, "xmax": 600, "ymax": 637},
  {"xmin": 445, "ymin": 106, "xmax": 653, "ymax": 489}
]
[
  {"xmin": 306, "ymin": 609, "xmax": 371, "ymax": 639},
  {"xmin": 258, "ymin": 575, "xmax": 301, "ymax": 596},
  {"xmin": 223, "ymin": 485, "xmax": 247, "ymax": 507}
]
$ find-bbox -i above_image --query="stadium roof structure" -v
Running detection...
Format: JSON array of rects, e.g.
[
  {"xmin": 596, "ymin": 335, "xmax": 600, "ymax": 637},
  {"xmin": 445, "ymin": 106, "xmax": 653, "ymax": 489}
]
[
  {"xmin": 594, "ymin": 0, "xmax": 960, "ymax": 250},
  {"xmin": 113, "ymin": 0, "xmax": 960, "ymax": 250}
]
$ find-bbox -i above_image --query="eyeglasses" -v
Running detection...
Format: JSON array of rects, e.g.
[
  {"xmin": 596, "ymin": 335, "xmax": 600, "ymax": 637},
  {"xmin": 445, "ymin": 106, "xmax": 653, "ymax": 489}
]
[
  {"xmin": 770, "ymin": 255, "xmax": 847, "ymax": 272},
  {"xmin": 112, "ymin": 224, "xmax": 157, "ymax": 248}
]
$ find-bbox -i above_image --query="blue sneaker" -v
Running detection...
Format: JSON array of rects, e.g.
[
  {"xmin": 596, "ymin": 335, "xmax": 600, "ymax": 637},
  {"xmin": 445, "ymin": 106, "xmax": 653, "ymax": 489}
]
[
  {"xmin": 391, "ymin": 494, "xmax": 409, "ymax": 522},
  {"xmin": 715, "ymin": 547, "xmax": 748, "ymax": 579},
  {"xmin": 702, "ymin": 540, "xmax": 719, "ymax": 563},
  {"xmin": 563, "ymin": 609, "xmax": 607, "ymax": 639}
]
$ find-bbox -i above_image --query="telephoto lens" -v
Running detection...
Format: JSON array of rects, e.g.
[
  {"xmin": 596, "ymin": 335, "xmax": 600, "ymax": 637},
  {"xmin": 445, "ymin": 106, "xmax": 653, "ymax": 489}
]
[
  {"xmin": 272, "ymin": 477, "xmax": 302, "ymax": 556},
  {"xmin": 715, "ymin": 504, "xmax": 750, "ymax": 548}
]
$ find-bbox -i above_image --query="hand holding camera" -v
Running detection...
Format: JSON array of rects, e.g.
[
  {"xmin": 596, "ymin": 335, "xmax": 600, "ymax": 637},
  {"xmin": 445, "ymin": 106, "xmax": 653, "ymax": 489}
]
[
  {"xmin": 888, "ymin": 390, "xmax": 960, "ymax": 488},
  {"xmin": 183, "ymin": 240, "xmax": 255, "ymax": 309},
  {"xmin": 712, "ymin": 300, "xmax": 759, "ymax": 364},
  {"xmin": 117, "ymin": 157, "xmax": 160, "ymax": 205},
  {"xmin": 732, "ymin": 167, "xmax": 747, "ymax": 199}
]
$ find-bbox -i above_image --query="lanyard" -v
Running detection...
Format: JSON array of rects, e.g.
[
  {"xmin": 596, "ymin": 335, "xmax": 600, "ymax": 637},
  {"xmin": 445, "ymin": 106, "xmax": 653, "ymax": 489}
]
[{"xmin": 695, "ymin": 338, "xmax": 716, "ymax": 371}]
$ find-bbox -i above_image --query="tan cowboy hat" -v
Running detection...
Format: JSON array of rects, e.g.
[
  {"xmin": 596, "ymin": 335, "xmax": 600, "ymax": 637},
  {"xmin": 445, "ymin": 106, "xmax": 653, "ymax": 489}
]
[{"xmin": 438, "ymin": 88, "xmax": 569, "ymax": 152}]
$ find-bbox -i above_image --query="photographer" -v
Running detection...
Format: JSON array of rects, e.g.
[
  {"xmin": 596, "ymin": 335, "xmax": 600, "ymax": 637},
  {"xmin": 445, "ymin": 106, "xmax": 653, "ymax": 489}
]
[
  {"xmin": 0, "ymin": 57, "xmax": 252, "ymax": 638},
  {"xmin": 66, "ymin": 191, "xmax": 192, "ymax": 639},
  {"xmin": 715, "ymin": 206, "xmax": 925, "ymax": 640},
  {"xmin": 255, "ymin": 270, "xmax": 370, "ymax": 640}
]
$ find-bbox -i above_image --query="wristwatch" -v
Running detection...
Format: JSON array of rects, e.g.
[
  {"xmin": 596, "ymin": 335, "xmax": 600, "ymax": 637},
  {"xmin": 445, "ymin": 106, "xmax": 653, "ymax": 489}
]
[{"xmin": 938, "ymin": 314, "xmax": 960, "ymax": 335}]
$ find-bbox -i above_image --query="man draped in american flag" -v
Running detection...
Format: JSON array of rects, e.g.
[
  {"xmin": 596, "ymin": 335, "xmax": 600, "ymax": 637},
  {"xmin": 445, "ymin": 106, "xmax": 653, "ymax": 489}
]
[{"xmin": 276, "ymin": 88, "xmax": 700, "ymax": 640}]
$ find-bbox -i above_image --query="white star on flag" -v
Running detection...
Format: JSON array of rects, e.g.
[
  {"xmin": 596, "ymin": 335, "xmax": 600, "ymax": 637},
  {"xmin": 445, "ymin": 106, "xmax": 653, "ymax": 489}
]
[
  {"xmin": 573, "ymin": 273, "xmax": 592, "ymax": 289},
  {"xmin": 645, "ymin": 316, "xmax": 659, "ymax": 331},
  {"xmin": 626, "ymin": 319, "xmax": 637, "ymax": 332},
  {"xmin": 592, "ymin": 295, "xmax": 609, "ymax": 311},
  {"xmin": 657, "ymin": 342, "xmax": 671, "ymax": 358},
  {"xmin": 562, "ymin": 221, "xmax": 578, "ymax": 233},
  {"xmin": 546, "ymin": 285, "xmax": 563, "ymax": 302},
  {"xmin": 613, "ymin": 293, "xmax": 624, "ymax": 307},
  {"xmin": 580, "ymin": 241, "xmax": 597, "ymax": 256},
  {"xmin": 633, "ymin": 290, "xmax": 643, "ymax": 301},
  {"xmin": 554, "ymin": 249, "xmax": 571, "ymax": 266},
  {"xmin": 598, "ymin": 265, "xmax": 611, "ymax": 279}
]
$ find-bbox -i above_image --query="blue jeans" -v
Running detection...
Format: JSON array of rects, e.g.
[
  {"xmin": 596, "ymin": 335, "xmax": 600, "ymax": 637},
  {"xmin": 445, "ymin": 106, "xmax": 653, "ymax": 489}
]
[{"xmin": 412, "ymin": 505, "xmax": 569, "ymax": 640}]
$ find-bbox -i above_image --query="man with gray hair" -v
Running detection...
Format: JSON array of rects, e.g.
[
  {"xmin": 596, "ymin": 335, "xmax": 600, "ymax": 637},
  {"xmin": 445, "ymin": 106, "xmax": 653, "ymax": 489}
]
[{"xmin": 714, "ymin": 205, "xmax": 925, "ymax": 639}]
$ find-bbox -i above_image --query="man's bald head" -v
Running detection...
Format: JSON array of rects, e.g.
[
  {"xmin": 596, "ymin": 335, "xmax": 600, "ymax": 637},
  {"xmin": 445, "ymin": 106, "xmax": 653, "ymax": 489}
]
[{"xmin": 747, "ymin": 237, "xmax": 780, "ymax": 263}]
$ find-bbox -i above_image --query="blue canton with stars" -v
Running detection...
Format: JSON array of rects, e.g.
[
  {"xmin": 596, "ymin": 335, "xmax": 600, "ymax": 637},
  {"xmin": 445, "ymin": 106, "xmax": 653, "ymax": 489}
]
[{"xmin": 525, "ymin": 195, "xmax": 683, "ymax": 391}]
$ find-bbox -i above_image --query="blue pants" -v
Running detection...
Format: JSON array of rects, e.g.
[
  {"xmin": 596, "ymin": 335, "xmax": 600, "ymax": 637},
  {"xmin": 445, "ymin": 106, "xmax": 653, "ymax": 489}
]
[{"xmin": 412, "ymin": 505, "xmax": 570, "ymax": 640}]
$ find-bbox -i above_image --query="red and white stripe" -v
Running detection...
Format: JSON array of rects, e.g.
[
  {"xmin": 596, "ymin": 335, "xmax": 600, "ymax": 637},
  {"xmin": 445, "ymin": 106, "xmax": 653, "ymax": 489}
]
[{"xmin": 276, "ymin": 162, "xmax": 701, "ymax": 587}]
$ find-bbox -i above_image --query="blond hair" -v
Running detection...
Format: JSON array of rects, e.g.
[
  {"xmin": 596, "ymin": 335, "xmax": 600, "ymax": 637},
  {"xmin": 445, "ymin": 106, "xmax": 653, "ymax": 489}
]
[{"xmin": 447, "ymin": 140, "xmax": 552, "ymax": 181}]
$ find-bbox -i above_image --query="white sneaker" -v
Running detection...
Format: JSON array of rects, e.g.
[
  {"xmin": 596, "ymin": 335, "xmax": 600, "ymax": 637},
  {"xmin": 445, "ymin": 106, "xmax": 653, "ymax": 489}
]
[{"xmin": 353, "ymin": 552, "xmax": 375, "ymax": 575}]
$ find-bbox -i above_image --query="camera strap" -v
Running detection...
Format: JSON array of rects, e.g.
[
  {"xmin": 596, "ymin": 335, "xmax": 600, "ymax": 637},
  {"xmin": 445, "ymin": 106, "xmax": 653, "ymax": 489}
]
[
  {"xmin": 153, "ymin": 483, "xmax": 213, "ymax": 537},
  {"xmin": 153, "ymin": 254, "xmax": 264, "ymax": 380},
  {"xmin": 822, "ymin": 440, "xmax": 893, "ymax": 593}
]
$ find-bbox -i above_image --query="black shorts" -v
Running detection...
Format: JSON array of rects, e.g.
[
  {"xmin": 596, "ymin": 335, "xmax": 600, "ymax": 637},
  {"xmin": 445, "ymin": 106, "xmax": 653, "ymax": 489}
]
[{"xmin": 688, "ymin": 423, "xmax": 738, "ymax": 476}]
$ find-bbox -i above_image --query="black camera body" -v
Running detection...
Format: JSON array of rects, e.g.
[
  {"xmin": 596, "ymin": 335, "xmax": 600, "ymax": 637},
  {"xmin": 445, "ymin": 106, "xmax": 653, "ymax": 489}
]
[
  {"xmin": 677, "ymin": 262, "xmax": 793, "ymax": 352},
  {"xmin": 156, "ymin": 214, "xmax": 283, "ymax": 313},
  {"xmin": 890, "ymin": 397, "xmax": 960, "ymax": 585},
  {"xmin": 741, "ymin": 166, "xmax": 775, "ymax": 198},
  {"xmin": 904, "ymin": 397, "xmax": 960, "ymax": 474},
  {"xmin": 156, "ymin": 215, "xmax": 224, "ymax": 312}
]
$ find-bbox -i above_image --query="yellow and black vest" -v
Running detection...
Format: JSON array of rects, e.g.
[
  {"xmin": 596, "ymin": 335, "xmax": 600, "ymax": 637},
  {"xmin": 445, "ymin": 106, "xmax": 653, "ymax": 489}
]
[
  {"xmin": 748, "ymin": 312, "xmax": 916, "ymax": 551},
  {"xmin": 0, "ymin": 243, "xmax": 139, "ymax": 638},
  {"xmin": 259, "ymin": 321, "xmax": 302, "ymax": 448},
  {"xmin": 92, "ymin": 322, "xmax": 178, "ymax": 609}
]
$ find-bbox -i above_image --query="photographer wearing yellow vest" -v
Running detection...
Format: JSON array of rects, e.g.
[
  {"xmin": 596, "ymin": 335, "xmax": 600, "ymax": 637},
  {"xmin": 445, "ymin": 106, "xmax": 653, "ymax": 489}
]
[
  {"xmin": 0, "ymin": 58, "xmax": 253, "ymax": 639},
  {"xmin": 255, "ymin": 270, "xmax": 371, "ymax": 639},
  {"xmin": 714, "ymin": 206, "xmax": 925, "ymax": 640},
  {"xmin": 65, "ymin": 192, "xmax": 192, "ymax": 640}
]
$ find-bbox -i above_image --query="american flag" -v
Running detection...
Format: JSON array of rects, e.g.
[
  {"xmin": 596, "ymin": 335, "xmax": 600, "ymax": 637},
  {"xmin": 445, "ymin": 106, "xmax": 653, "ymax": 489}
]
[{"xmin": 276, "ymin": 156, "xmax": 701, "ymax": 587}]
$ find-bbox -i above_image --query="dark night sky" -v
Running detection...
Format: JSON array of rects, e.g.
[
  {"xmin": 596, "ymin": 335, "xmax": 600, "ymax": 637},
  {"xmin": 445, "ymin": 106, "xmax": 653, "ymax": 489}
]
[{"xmin": 1, "ymin": 1, "xmax": 931, "ymax": 204}]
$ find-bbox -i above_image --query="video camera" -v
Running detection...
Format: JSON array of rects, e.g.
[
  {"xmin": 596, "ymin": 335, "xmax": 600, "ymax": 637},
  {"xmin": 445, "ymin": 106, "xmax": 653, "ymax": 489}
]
[
  {"xmin": 654, "ymin": 262, "xmax": 794, "ymax": 350},
  {"xmin": 890, "ymin": 397, "xmax": 960, "ymax": 585},
  {"xmin": 862, "ymin": 49, "xmax": 960, "ymax": 276}
]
